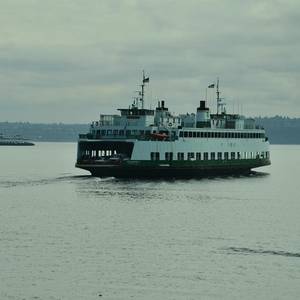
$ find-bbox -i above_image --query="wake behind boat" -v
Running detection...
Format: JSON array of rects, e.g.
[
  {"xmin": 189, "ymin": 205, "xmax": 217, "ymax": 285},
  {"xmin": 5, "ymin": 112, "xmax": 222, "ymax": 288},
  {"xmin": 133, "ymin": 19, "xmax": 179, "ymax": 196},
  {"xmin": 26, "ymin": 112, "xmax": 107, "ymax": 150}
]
[{"xmin": 76, "ymin": 73, "xmax": 270, "ymax": 178}]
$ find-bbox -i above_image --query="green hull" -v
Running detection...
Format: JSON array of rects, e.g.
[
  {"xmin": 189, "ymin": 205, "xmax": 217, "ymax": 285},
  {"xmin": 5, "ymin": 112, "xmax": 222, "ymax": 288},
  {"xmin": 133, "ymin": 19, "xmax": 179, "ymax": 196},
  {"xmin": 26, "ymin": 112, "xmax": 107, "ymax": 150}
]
[{"xmin": 76, "ymin": 158, "xmax": 270, "ymax": 178}]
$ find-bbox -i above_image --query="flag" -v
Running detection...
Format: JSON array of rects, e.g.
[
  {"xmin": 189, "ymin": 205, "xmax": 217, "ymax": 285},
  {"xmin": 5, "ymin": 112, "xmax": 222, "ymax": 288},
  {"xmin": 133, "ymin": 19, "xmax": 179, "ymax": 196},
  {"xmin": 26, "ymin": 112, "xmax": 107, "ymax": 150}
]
[
  {"xmin": 208, "ymin": 84, "xmax": 215, "ymax": 88},
  {"xmin": 143, "ymin": 77, "xmax": 149, "ymax": 83}
]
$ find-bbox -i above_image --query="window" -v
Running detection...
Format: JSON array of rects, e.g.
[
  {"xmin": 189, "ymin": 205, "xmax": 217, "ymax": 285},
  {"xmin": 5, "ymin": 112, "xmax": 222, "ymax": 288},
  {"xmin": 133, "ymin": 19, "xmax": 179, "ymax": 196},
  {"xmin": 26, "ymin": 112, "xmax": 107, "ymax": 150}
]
[
  {"xmin": 224, "ymin": 152, "xmax": 229, "ymax": 160},
  {"xmin": 119, "ymin": 130, "xmax": 124, "ymax": 136},
  {"xmin": 101, "ymin": 130, "xmax": 106, "ymax": 136},
  {"xmin": 179, "ymin": 131, "xmax": 183, "ymax": 137},
  {"xmin": 237, "ymin": 152, "xmax": 241, "ymax": 159},
  {"xmin": 177, "ymin": 152, "xmax": 184, "ymax": 160},
  {"xmin": 204, "ymin": 152, "xmax": 209, "ymax": 160},
  {"xmin": 113, "ymin": 130, "xmax": 118, "ymax": 135},
  {"xmin": 189, "ymin": 132, "xmax": 193, "ymax": 138},
  {"xmin": 196, "ymin": 152, "xmax": 201, "ymax": 160},
  {"xmin": 231, "ymin": 152, "xmax": 235, "ymax": 159},
  {"xmin": 217, "ymin": 152, "xmax": 222, "ymax": 160},
  {"xmin": 210, "ymin": 152, "xmax": 215, "ymax": 160},
  {"xmin": 151, "ymin": 152, "xmax": 160, "ymax": 160},
  {"xmin": 126, "ymin": 130, "xmax": 131, "ymax": 136},
  {"xmin": 197, "ymin": 132, "xmax": 200, "ymax": 138},
  {"xmin": 187, "ymin": 152, "xmax": 195, "ymax": 160},
  {"xmin": 107, "ymin": 130, "xmax": 112, "ymax": 135},
  {"xmin": 193, "ymin": 132, "xmax": 196, "ymax": 138},
  {"xmin": 165, "ymin": 152, "xmax": 173, "ymax": 161},
  {"xmin": 184, "ymin": 131, "xmax": 188, "ymax": 137}
]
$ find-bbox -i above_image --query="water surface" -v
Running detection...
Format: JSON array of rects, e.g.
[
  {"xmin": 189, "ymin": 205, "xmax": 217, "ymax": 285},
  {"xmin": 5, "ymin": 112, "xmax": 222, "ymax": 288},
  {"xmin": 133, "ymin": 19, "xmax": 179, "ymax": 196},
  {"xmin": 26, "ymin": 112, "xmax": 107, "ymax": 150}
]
[{"xmin": 0, "ymin": 143, "xmax": 299, "ymax": 299}]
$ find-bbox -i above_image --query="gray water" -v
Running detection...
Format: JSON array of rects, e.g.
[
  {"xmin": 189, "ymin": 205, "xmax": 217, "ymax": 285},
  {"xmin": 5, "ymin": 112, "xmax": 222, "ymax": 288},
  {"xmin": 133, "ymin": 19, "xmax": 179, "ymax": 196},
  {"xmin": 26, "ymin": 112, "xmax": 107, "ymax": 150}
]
[{"xmin": 0, "ymin": 143, "xmax": 299, "ymax": 300}]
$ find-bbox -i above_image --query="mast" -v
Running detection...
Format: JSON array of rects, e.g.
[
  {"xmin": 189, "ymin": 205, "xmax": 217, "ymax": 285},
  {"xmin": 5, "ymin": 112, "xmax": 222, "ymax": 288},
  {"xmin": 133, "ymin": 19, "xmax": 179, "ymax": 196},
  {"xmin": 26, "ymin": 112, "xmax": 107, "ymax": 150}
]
[
  {"xmin": 140, "ymin": 70, "xmax": 149, "ymax": 109},
  {"xmin": 216, "ymin": 78, "xmax": 221, "ymax": 115},
  {"xmin": 141, "ymin": 70, "xmax": 145, "ymax": 109}
]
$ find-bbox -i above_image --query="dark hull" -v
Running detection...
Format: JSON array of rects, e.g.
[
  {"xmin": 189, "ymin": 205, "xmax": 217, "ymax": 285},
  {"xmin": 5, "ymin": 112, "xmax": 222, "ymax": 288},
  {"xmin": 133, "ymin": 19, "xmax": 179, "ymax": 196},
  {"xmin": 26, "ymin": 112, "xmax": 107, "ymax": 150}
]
[{"xmin": 76, "ymin": 159, "xmax": 270, "ymax": 179}]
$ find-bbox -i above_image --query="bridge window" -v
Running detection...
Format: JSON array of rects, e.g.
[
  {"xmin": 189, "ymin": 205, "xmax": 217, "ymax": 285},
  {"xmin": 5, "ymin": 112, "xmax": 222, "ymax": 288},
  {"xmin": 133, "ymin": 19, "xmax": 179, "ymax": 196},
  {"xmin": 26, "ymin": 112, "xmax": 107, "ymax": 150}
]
[
  {"xmin": 196, "ymin": 152, "xmax": 201, "ymax": 160},
  {"xmin": 189, "ymin": 132, "xmax": 193, "ymax": 138},
  {"xmin": 224, "ymin": 152, "xmax": 229, "ymax": 160},
  {"xmin": 218, "ymin": 152, "xmax": 222, "ymax": 160},
  {"xmin": 210, "ymin": 152, "xmax": 215, "ymax": 160},
  {"xmin": 231, "ymin": 152, "xmax": 235, "ymax": 159},
  {"xmin": 184, "ymin": 131, "xmax": 188, "ymax": 138},
  {"xmin": 119, "ymin": 130, "xmax": 124, "ymax": 136},
  {"xmin": 179, "ymin": 131, "xmax": 183, "ymax": 137}
]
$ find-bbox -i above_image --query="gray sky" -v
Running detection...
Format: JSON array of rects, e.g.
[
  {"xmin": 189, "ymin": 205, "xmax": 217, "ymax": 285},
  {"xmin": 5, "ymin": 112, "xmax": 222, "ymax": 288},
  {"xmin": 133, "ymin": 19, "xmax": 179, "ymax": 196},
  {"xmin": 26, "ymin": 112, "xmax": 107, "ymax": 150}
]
[{"xmin": 1, "ymin": 0, "xmax": 299, "ymax": 123}]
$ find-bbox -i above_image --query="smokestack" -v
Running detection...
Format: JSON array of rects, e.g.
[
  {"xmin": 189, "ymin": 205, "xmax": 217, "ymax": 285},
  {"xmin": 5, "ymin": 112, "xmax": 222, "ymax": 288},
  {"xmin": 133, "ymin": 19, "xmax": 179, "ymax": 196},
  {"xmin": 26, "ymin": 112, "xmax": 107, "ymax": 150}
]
[{"xmin": 200, "ymin": 101, "xmax": 206, "ymax": 109}]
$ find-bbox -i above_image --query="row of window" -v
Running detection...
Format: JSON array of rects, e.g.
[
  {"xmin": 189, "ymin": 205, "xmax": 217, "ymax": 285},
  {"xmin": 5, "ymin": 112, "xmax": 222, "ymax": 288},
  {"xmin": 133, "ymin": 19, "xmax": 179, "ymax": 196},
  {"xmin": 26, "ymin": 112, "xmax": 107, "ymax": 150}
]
[
  {"xmin": 91, "ymin": 129, "xmax": 265, "ymax": 139},
  {"xmin": 93, "ymin": 129, "xmax": 153, "ymax": 136},
  {"xmin": 151, "ymin": 151, "xmax": 270, "ymax": 161},
  {"xmin": 179, "ymin": 131, "xmax": 265, "ymax": 139}
]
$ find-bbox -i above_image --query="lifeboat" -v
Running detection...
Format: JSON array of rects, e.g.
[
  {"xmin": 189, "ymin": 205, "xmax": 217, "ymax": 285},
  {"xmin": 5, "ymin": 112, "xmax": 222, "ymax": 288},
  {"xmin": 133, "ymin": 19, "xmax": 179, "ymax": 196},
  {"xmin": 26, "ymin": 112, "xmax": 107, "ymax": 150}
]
[{"xmin": 150, "ymin": 133, "xmax": 168, "ymax": 141}]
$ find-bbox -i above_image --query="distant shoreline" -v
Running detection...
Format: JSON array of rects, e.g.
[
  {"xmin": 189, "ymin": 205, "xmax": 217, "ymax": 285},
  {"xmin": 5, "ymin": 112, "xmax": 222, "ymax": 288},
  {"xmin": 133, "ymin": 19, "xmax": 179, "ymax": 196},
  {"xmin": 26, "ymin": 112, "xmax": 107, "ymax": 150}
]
[{"xmin": 1, "ymin": 117, "xmax": 300, "ymax": 144}]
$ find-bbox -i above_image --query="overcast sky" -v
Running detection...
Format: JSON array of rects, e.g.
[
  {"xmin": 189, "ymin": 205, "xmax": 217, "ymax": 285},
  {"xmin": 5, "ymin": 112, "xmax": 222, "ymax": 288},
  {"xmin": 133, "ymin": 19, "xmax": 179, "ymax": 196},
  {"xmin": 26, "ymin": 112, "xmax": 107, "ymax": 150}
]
[{"xmin": 0, "ymin": 0, "xmax": 299, "ymax": 123}]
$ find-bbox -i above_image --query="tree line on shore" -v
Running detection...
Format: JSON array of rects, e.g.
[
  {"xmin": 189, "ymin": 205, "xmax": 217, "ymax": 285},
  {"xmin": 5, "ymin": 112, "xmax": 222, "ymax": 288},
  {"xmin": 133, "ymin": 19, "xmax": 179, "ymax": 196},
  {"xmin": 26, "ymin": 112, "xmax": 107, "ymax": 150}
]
[{"xmin": 0, "ymin": 116, "xmax": 300, "ymax": 144}]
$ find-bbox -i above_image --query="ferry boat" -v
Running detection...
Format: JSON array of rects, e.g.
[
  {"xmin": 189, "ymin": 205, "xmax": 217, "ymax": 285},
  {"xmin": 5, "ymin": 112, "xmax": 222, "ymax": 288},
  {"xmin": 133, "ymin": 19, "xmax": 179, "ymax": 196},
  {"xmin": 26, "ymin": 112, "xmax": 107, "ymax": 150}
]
[
  {"xmin": 76, "ymin": 74, "xmax": 270, "ymax": 178},
  {"xmin": 0, "ymin": 134, "xmax": 34, "ymax": 146}
]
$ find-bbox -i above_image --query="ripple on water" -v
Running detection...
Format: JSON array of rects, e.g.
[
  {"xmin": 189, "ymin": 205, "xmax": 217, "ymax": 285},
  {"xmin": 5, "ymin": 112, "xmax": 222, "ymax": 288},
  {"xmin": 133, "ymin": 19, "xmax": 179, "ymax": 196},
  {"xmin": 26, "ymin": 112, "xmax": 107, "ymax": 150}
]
[{"xmin": 224, "ymin": 247, "xmax": 300, "ymax": 258}]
